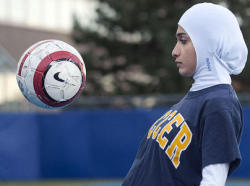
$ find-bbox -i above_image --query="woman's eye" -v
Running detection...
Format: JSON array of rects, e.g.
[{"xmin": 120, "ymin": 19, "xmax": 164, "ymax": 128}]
[{"xmin": 180, "ymin": 40, "xmax": 187, "ymax": 44}]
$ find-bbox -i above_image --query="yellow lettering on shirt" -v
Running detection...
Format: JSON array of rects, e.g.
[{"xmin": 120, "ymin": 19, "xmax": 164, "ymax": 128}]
[
  {"xmin": 156, "ymin": 113, "xmax": 184, "ymax": 150},
  {"xmin": 152, "ymin": 110, "xmax": 177, "ymax": 139},
  {"xmin": 165, "ymin": 122, "xmax": 192, "ymax": 168},
  {"xmin": 147, "ymin": 110, "xmax": 174, "ymax": 139}
]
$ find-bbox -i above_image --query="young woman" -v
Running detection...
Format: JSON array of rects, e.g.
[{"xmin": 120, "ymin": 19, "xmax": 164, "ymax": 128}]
[{"xmin": 122, "ymin": 3, "xmax": 248, "ymax": 186}]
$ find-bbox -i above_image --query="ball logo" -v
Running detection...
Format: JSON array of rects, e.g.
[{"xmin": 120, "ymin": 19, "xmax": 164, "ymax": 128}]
[{"xmin": 54, "ymin": 72, "xmax": 65, "ymax": 83}]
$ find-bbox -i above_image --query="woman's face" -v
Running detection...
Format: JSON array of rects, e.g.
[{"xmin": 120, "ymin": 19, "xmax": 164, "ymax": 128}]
[{"xmin": 172, "ymin": 26, "xmax": 197, "ymax": 77}]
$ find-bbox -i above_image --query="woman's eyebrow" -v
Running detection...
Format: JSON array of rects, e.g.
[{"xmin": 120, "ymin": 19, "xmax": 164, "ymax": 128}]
[{"xmin": 176, "ymin": 32, "xmax": 187, "ymax": 39}]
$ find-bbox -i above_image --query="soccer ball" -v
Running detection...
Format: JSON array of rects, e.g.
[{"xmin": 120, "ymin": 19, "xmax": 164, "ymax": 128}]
[{"xmin": 16, "ymin": 39, "xmax": 86, "ymax": 109}]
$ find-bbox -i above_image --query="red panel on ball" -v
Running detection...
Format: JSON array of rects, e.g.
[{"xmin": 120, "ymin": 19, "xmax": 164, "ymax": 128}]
[
  {"xmin": 18, "ymin": 40, "xmax": 53, "ymax": 76},
  {"xmin": 33, "ymin": 51, "xmax": 85, "ymax": 107}
]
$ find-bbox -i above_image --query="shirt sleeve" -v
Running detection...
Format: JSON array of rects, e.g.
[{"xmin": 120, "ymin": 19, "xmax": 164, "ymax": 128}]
[
  {"xmin": 201, "ymin": 110, "xmax": 242, "ymax": 175},
  {"xmin": 200, "ymin": 163, "xmax": 229, "ymax": 186}
]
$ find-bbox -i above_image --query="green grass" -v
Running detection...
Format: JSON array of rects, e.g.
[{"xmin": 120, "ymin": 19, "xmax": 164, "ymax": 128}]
[
  {"xmin": 0, "ymin": 180, "xmax": 122, "ymax": 186},
  {"xmin": 0, "ymin": 179, "xmax": 249, "ymax": 186}
]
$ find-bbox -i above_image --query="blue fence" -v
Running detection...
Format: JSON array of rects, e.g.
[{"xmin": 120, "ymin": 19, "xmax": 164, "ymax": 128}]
[{"xmin": 0, "ymin": 107, "xmax": 249, "ymax": 180}]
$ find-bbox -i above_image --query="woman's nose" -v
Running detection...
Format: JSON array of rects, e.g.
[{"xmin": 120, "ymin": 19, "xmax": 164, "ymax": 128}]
[{"xmin": 172, "ymin": 44, "xmax": 179, "ymax": 58}]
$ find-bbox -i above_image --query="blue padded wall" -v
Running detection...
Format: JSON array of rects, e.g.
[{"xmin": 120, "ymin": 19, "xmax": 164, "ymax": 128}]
[{"xmin": 0, "ymin": 107, "xmax": 249, "ymax": 180}]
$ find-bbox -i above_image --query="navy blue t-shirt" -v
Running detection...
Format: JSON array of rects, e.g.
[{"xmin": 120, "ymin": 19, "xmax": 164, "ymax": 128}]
[{"xmin": 122, "ymin": 84, "xmax": 243, "ymax": 186}]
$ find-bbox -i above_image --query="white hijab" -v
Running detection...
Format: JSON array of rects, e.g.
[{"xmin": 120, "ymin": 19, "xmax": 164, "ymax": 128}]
[{"xmin": 178, "ymin": 3, "xmax": 248, "ymax": 91}]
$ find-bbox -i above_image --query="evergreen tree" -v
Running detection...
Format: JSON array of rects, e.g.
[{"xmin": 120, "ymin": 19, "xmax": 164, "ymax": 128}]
[
  {"xmin": 72, "ymin": 0, "xmax": 249, "ymax": 96},
  {"xmin": 226, "ymin": 0, "xmax": 250, "ymax": 92}
]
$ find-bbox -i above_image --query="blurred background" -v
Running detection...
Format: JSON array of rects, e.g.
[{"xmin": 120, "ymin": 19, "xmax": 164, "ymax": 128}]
[{"xmin": 0, "ymin": 0, "xmax": 250, "ymax": 185}]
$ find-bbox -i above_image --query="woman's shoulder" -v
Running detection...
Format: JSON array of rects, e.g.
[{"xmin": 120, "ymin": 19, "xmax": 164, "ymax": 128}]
[{"xmin": 202, "ymin": 86, "xmax": 241, "ymax": 115}]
